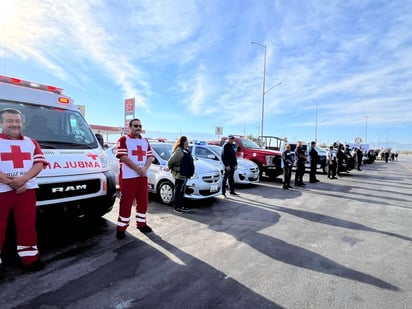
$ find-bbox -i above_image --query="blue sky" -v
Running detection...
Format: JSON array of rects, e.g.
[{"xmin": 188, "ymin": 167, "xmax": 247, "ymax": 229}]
[{"xmin": 1, "ymin": 0, "xmax": 412, "ymax": 149}]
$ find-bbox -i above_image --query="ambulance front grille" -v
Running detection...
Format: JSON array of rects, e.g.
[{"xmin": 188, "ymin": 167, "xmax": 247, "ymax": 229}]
[{"xmin": 36, "ymin": 179, "xmax": 100, "ymax": 201}]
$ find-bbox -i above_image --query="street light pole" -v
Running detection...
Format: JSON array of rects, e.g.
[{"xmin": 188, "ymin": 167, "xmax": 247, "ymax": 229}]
[
  {"xmin": 251, "ymin": 41, "xmax": 266, "ymax": 138},
  {"xmin": 365, "ymin": 115, "xmax": 368, "ymax": 144},
  {"xmin": 315, "ymin": 101, "xmax": 318, "ymax": 142},
  {"xmin": 309, "ymin": 98, "xmax": 318, "ymax": 142}
]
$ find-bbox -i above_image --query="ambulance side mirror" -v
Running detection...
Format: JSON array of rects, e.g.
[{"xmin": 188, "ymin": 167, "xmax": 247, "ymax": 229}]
[{"xmin": 95, "ymin": 133, "xmax": 104, "ymax": 147}]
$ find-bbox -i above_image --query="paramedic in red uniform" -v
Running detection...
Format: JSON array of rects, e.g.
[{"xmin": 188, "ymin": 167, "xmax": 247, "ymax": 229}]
[
  {"xmin": 0, "ymin": 108, "xmax": 47, "ymax": 271},
  {"xmin": 115, "ymin": 118, "xmax": 153, "ymax": 239}
]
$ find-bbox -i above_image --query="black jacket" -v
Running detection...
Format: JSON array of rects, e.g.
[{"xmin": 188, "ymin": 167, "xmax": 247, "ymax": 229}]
[
  {"xmin": 309, "ymin": 147, "xmax": 319, "ymax": 166},
  {"xmin": 295, "ymin": 147, "xmax": 306, "ymax": 166},
  {"xmin": 221, "ymin": 142, "xmax": 238, "ymax": 168}
]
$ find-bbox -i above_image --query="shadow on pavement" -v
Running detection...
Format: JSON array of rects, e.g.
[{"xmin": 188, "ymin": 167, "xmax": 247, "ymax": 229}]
[
  {"xmin": 178, "ymin": 195, "xmax": 401, "ymax": 292},
  {"xmin": 1, "ymin": 215, "xmax": 283, "ymax": 308}
]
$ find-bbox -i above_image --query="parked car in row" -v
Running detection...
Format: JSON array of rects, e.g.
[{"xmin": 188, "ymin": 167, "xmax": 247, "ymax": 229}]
[
  {"xmin": 105, "ymin": 142, "xmax": 223, "ymax": 205},
  {"xmin": 189, "ymin": 142, "xmax": 260, "ymax": 185},
  {"xmin": 219, "ymin": 135, "xmax": 282, "ymax": 179}
]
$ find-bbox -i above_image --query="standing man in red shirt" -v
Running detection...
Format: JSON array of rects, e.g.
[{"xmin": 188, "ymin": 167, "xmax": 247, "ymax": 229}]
[
  {"xmin": 115, "ymin": 118, "xmax": 153, "ymax": 239},
  {"xmin": 0, "ymin": 108, "xmax": 47, "ymax": 271}
]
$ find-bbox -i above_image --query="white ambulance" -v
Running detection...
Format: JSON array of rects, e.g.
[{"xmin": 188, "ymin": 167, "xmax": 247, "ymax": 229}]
[{"xmin": 0, "ymin": 75, "xmax": 117, "ymax": 218}]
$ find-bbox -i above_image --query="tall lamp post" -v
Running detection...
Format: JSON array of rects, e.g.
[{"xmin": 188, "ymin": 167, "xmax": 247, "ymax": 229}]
[
  {"xmin": 309, "ymin": 99, "xmax": 318, "ymax": 142},
  {"xmin": 251, "ymin": 41, "xmax": 267, "ymax": 138},
  {"xmin": 250, "ymin": 41, "xmax": 282, "ymax": 139},
  {"xmin": 315, "ymin": 100, "xmax": 318, "ymax": 142},
  {"xmin": 365, "ymin": 115, "xmax": 368, "ymax": 144}
]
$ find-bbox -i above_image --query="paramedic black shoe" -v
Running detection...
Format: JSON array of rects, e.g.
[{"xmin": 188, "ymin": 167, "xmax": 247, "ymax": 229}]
[
  {"xmin": 137, "ymin": 225, "xmax": 153, "ymax": 234},
  {"xmin": 116, "ymin": 231, "xmax": 126, "ymax": 240},
  {"xmin": 174, "ymin": 208, "xmax": 184, "ymax": 214},
  {"xmin": 230, "ymin": 192, "xmax": 239, "ymax": 196},
  {"xmin": 181, "ymin": 207, "xmax": 190, "ymax": 212},
  {"xmin": 23, "ymin": 259, "xmax": 45, "ymax": 272}
]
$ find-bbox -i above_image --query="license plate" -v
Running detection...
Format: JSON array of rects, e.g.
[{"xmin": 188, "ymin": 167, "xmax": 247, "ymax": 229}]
[{"xmin": 210, "ymin": 185, "xmax": 218, "ymax": 192}]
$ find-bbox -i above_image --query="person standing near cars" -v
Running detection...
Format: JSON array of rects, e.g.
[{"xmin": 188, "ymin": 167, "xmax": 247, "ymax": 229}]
[
  {"xmin": 115, "ymin": 118, "xmax": 153, "ymax": 239},
  {"xmin": 0, "ymin": 108, "xmax": 48, "ymax": 271},
  {"xmin": 344, "ymin": 145, "xmax": 354, "ymax": 171},
  {"xmin": 282, "ymin": 144, "xmax": 294, "ymax": 189},
  {"xmin": 294, "ymin": 141, "xmax": 306, "ymax": 186},
  {"xmin": 309, "ymin": 141, "xmax": 320, "ymax": 183},
  {"xmin": 356, "ymin": 147, "xmax": 363, "ymax": 170},
  {"xmin": 221, "ymin": 135, "xmax": 238, "ymax": 197},
  {"xmin": 326, "ymin": 145, "xmax": 337, "ymax": 179},
  {"xmin": 336, "ymin": 144, "xmax": 346, "ymax": 176},
  {"xmin": 168, "ymin": 136, "xmax": 194, "ymax": 213}
]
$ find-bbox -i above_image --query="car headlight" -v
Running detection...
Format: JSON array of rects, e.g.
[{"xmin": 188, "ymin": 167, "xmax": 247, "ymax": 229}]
[{"xmin": 265, "ymin": 155, "xmax": 274, "ymax": 166}]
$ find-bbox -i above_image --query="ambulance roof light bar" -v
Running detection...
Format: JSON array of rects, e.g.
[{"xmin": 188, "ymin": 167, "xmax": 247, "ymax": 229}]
[{"xmin": 0, "ymin": 75, "xmax": 64, "ymax": 94}]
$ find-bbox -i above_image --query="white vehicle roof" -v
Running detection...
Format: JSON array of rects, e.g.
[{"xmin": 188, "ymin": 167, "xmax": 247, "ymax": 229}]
[{"xmin": 0, "ymin": 75, "xmax": 77, "ymax": 111}]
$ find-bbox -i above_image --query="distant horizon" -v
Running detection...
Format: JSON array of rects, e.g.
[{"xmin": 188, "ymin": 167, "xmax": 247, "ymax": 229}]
[{"xmin": 98, "ymin": 129, "xmax": 411, "ymax": 151}]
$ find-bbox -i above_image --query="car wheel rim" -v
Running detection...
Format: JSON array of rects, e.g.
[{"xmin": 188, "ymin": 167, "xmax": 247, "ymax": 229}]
[{"xmin": 159, "ymin": 184, "xmax": 174, "ymax": 204}]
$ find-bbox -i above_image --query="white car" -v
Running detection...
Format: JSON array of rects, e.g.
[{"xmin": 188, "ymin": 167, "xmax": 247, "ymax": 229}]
[
  {"xmin": 105, "ymin": 143, "xmax": 222, "ymax": 205},
  {"xmin": 189, "ymin": 143, "xmax": 260, "ymax": 184}
]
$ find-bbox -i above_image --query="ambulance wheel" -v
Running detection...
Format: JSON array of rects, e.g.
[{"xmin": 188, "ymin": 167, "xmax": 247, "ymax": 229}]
[{"xmin": 157, "ymin": 180, "xmax": 174, "ymax": 205}]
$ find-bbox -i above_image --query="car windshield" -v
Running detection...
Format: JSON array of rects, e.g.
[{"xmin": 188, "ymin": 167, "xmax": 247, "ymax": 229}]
[
  {"xmin": 315, "ymin": 145, "xmax": 325, "ymax": 153},
  {"xmin": 0, "ymin": 101, "xmax": 99, "ymax": 149},
  {"xmin": 207, "ymin": 145, "xmax": 222, "ymax": 155},
  {"xmin": 239, "ymin": 138, "xmax": 262, "ymax": 149},
  {"xmin": 151, "ymin": 143, "xmax": 173, "ymax": 160}
]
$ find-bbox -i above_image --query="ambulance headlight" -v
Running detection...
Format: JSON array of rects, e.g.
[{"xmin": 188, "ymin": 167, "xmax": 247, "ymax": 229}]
[{"xmin": 99, "ymin": 152, "xmax": 109, "ymax": 169}]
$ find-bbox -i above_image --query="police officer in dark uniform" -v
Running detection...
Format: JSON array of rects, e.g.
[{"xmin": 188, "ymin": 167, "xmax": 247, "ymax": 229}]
[
  {"xmin": 336, "ymin": 144, "xmax": 346, "ymax": 176},
  {"xmin": 221, "ymin": 135, "xmax": 238, "ymax": 197},
  {"xmin": 294, "ymin": 141, "xmax": 306, "ymax": 186},
  {"xmin": 282, "ymin": 144, "xmax": 294, "ymax": 189},
  {"xmin": 309, "ymin": 141, "xmax": 320, "ymax": 183},
  {"xmin": 356, "ymin": 147, "xmax": 363, "ymax": 170},
  {"xmin": 344, "ymin": 145, "xmax": 353, "ymax": 170}
]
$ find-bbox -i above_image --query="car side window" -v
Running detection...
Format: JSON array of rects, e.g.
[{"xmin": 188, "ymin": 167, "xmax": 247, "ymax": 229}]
[{"xmin": 195, "ymin": 147, "xmax": 211, "ymax": 158}]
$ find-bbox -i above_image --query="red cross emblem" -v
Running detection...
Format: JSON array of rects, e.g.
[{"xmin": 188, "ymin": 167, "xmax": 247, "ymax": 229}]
[
  {"xmin": 132, "ymin": 145, "xmax": 146, "ymax": 161},
  {"xmin": 1, "ymin": 145, "xmax": 32, "ymax": 168},
  {"xmin": 87, "ymin": 153, "xmax": 98, "ymax": 160}
]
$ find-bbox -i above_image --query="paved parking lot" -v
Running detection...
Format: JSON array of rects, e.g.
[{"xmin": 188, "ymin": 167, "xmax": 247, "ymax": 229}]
[{"xmin": 1, "ymin": 156, "xmax": 411, "ymax": 308}]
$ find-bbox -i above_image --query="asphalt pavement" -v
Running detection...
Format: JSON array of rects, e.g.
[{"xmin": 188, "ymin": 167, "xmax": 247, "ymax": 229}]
[{"xmin": 1, "ymin": 155, "xmax": 411, "ymax": 308}]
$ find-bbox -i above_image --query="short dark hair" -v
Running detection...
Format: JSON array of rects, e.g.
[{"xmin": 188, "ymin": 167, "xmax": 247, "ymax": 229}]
[
  {"xmin": 0, "ymin": 108, "xmax": 23, "ymax": 122},
  {"xmin": 129, "ymin": 118, "xmax": 141, "ymax": 127}
]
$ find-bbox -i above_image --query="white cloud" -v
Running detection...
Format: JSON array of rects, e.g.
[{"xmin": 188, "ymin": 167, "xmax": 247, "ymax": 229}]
[{"xmin": 1, "ymin": 0, "xmax": 411, "ymax": 145}]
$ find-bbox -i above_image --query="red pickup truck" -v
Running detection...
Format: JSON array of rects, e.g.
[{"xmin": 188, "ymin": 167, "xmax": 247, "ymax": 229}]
[{"xmin": 220, "ymin": 136, "xmax": 283, "ymax": 179}]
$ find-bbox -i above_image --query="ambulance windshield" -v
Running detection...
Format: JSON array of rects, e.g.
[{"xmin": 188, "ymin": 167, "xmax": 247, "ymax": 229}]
[{"xmin": 0, "ymin": 101, "xmax": 99, "ymax": 149}]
